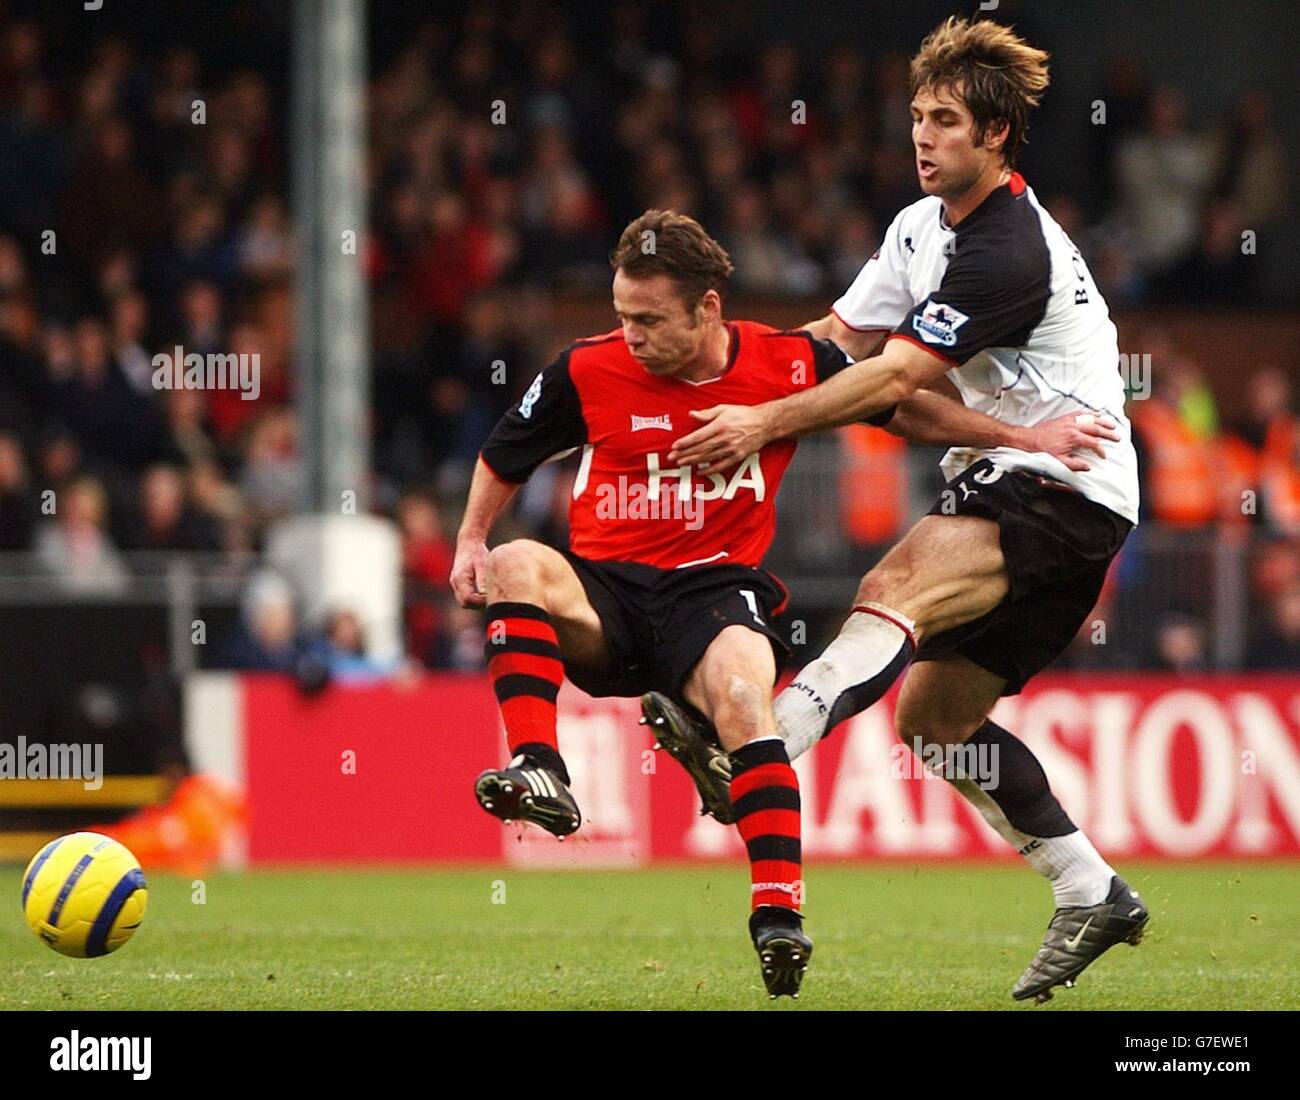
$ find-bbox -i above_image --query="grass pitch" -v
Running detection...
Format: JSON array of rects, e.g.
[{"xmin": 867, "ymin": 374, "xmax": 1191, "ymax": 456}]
[{"xmin": 3, "ymin": 861, "xmax": 1297, "ymax": 1010}]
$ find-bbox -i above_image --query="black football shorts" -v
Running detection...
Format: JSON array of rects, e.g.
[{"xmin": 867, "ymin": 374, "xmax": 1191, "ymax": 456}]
[
  {"xmin": 913, "ymin": 458, "xmax": 1133, "ymax": 694},
  {"xmin": 558, "ymin": 552, "xmax": 791, "ymax": 700}
]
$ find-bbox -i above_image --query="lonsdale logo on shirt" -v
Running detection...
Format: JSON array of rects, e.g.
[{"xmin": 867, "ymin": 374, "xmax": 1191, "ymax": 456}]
[{"xmin": 913, "ymin": 299, "xmax": 970, "ymax": 347}]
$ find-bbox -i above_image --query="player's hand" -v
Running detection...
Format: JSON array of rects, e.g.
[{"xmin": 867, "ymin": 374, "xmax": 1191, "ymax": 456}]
[
  {"xmin": 450, "ymin": 539, "xmax": 490, "ymax": 608},
  {"xmin": 1024, "ymin": 412, "xmax": 1121, "ymax": 472},
  {"xmin": 668, "ymin": 404, "xmax": 774, "ymax": 472}
]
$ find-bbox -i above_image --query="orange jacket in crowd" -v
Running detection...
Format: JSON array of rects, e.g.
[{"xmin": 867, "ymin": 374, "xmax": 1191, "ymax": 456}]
[
  {"xmin": 1132, "ymin": 401, "xmax": 1300, "ymax": 530},
  {"xmin": 840, "ymin": 425, "xmax": 908, "ymax": 545},
  {"xmin": 1254, "ymin": 418, "xmax": 1300, "ymax": 532}
]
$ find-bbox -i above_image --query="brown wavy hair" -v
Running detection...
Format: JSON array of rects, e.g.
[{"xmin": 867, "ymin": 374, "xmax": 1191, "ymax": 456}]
[{"xmin": 910, "ymin": 17, "xmax": 1050, "ymax": 168}]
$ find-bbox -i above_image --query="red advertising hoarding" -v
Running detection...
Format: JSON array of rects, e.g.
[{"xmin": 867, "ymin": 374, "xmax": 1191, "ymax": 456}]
[{"xmin": 234, "ymin": 674, "xmax": 1300, "ymax": 864}]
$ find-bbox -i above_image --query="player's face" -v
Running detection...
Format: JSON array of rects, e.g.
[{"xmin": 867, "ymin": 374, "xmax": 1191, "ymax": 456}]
[
  {"xmin": 910, "ymin": 83, "xmax": 1002, "ymax": 199},
  {"xmin": 612, "ymin": 270, "xmax": 711, "ymax": 375}
]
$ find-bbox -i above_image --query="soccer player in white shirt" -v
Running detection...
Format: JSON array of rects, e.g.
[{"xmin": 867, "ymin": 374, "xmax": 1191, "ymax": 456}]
[{"xmin": 668, "ymin": 17, "xmax": 1149, "ymax": 1002}]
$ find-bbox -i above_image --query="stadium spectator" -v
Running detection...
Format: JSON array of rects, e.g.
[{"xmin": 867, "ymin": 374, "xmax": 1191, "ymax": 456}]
[
  {"xmin": 122, "ymin": 463, "xmax": 222, "ymax": 552},
  {"xmin": 0, "ymin": 288, "xmax": 47, "ymax": 435},
  {"xmin": 161, "ymin": 388, "xmax": 219, "ymax": 469},
  {"xmin": 723, "ymin": 184, "xmax": 811, "ymax": 295},
  {"xmin": 826, "ymin": 206, "xmax": 879, "ymax": 291},
  {"xmin": 1211, "ymin": 89, "xmax": 1288, "ymax": 230},
  {"xmin": 33, "ymin": 475, "xmax": 129, "ymax": 594},
  {"xmin": 214, "ymin": 569, "xmax": 300, "ymax": 671},
  {"xmin": 58, "ymin": 116, "xmax": 160, "ymax": 272},
  {"xmin": 1129, "ymin": 352, "xmax": 1219, "ymax": 527},
  {"xmin": 187, "ymin": 459, "xmax": 245, "ymax": 537},
  {"xmin": 1150, "ymin": 199, "xmax": 1258, "ymax": 305},
  {"xmin": 50, "ymin": 315, "xmax": 166, "ymax": 472},
  {"xmin": 398, "ymin": 491, "xmax": 454, "ymax": 667},
  {"xmin": 176, "ymin": 280, "xmax": 225, "ymax": 357},
  {"xmin": 149, "ymin": 194, "xmax": 239, "ymax": 322},
  {"xmin": 1247, "ymin": 581, "xmax": 1300, "ymax": 671},
  {"xmin": 1218, "ymin": 367, "xmax": 1300, "ymax": 534},
  {"xmin": 205, "ymin": 321, "xmax": 278, "ymax": 445},
  {"xmin": 1085, "ymin": 53, "xmax": 1149, "ymax": 218},
  {"xmin": 1150, "ymin": 613, "xmax": 1211, "ymax": 673},
  {"xmin": 238, "ymin": 408, "xmax": 305, "ymax": 528},
  {"xmin": 34, "ymin": 425, "xmax": 82, "ymax": 496},
  {"xmin": 237, "ymin": 193, "xmax": 294, "ymax": 281},
  {"xmin": 429, "ymin": 602, "xmax": 489, "ymax": 671},
  {"xmin": 0, "ymin": 431, "xmax": 38, "ymax": 551},
  {"xmin": 110, "ymin": 288, "xmax": 154, "ymax": 395},
  {"xmin": 0, "ymin": 233, "xmax": 29, "ymax": 296},
  {"xmin": 306, "ymin": 608, "xmax": 410, "ymax": 684},
  {"xmin": 0, "ymin": 23, "xmax": 67, "ymax": 238},
  {"xmin": 1114, "ymin": 86, "xmax": 1216, "ymax": 276}
]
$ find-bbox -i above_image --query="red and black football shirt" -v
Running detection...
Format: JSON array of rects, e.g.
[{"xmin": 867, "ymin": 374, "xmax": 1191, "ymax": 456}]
[{"xmin": 480, "ymin": 320, "xmax": 893, "ymax": 570}]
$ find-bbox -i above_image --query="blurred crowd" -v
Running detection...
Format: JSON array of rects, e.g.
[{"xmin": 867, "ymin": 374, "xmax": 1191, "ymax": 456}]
[
  {"xmin": 0, "ymin": 20, "xmax": 293, "ymax": 589},
  {"xmin": 0, "ymin": 4, "xmax": 1295, "ymax": 676},
  {"xmin": 368, "ymin": 4, "xmax": 1289, "ymax": 494},
  {"xmin": 1119, "ymin": 347, "xmax": 1300, "ymax": 673}
]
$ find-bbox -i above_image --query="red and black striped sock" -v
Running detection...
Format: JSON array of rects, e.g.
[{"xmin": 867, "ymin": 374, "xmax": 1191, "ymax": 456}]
[
  {"xmin": 729, "ymin": 738, "xmax": 803, "ymax": 913},
  {"xmin": 484, "ymin": 602, "xmax": 569, "ymax": 783}
]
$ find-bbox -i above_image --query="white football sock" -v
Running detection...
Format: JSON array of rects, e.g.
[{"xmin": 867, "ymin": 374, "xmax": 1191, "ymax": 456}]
[
  {"xmin": 952, "ymin": 777, "xmax": 1114, "ymax": 907},
  {"xmin": 1027, "ymin": 831, "xmax": 1116, "ymax": 908},
  {"xmin": 775, "ymin": 602, "xmax": 915, "ymax": 761}
]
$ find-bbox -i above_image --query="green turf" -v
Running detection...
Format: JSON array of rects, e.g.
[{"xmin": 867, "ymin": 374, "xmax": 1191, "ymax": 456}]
[{"xmin": 3, "ymin": 861, "xmax": 1298, "ymax": 1010}]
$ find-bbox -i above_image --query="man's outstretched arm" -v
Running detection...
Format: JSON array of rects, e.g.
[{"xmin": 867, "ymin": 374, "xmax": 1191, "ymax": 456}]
[
  {"xmin": 887, "ymin": 389, "xmax": 1119, "ymax": 471},
  {"xmin": 670, "ymin": 337, "xmax": 942, "ymax": 469},
  {"xmin": 669, "ymin": 336, "xmax": 1119, "ymax": 472},
  {"xmin": 801, "ymin": 314, "xmax": 888, "ymax": 362}
]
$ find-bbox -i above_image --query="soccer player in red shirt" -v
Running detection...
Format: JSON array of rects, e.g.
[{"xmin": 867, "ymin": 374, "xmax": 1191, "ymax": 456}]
[{"xmin": 450, "ymin": 209, "xmax": 1115, "ymax": 998}]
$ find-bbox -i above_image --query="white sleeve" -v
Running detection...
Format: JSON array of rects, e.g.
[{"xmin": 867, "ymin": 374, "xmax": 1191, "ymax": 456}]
[{"xmin": 831, "ymin": 209, "xmax": 915, "ymax": 332}]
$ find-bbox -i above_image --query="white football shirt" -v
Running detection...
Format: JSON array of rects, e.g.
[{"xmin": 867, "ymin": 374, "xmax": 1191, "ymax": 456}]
[{"xmin": 832, "ymin": 172, "xmax": 1139, "ymax": 524}]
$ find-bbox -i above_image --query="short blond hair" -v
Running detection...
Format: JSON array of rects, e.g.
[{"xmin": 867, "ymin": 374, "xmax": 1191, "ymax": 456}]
[{"xmin": 910, "ymin": 16, "xmax": 1050, "ymax": 168}]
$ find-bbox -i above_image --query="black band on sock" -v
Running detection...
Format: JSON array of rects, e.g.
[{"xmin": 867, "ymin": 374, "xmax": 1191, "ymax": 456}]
[
  {"xmin": 483, "ymin": 602, "xmax": 557, "ymax": 664},
  {"xmin": 512, "ymin": 741, "xmax": 570, "ymax": 786},
  {"xmin": 731, "ymin": 785, "xmax": 801, "ymax": 817},
  {"xmin": 486, "ymin": 636, "xmax": 561, "ymax": 659},
  {"xmin": 490, "ymin": 674, "xmax": 561, "ymax": 704},
  {"xmin": 822, "ymin": 636, "xmax": 915, "ymax": 737},
  {"xmin": 485, "ymin": 601, "xmax": 553, "ymax": 622},
  {"xmin": 965, "ymin": 719, "xmax": 1075, "ymax": 837},
  {"xmin": 730, "ymin": 738, "xmax": 791, "ymax": 773}
]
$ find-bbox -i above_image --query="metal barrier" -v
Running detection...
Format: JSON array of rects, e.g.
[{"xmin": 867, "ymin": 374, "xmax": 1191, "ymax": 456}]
[
  {"xmin": 767, "ymin": 440, "xmax": 1259, "ymax": 669},
  {"xmin": 0, "ymin": 481, "xmax": 1270, "ymax": 682}
]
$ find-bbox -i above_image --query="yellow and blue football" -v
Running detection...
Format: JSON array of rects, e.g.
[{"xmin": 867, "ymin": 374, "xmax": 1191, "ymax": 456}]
[{"xmin": 21, "ymin": 832, "xmax": 148, "ymax": 957}]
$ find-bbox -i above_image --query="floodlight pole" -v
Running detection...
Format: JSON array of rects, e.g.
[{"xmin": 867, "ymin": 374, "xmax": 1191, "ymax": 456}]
[{"xmin": 292, "ymin": 0, "xmax": 371, "ymax": 514}]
